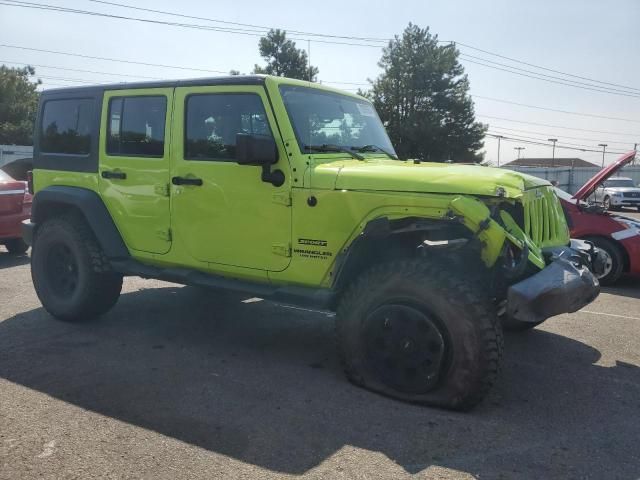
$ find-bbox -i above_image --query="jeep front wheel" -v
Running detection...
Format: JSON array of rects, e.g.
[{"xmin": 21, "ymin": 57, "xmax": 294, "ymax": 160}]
[
  {"xmin": 31, "ymin": 214, "xmax": 123, "ymax": 322},
  {"xmin": 336, "ymin": 259, "xmax": 503, "ymax": 411}
]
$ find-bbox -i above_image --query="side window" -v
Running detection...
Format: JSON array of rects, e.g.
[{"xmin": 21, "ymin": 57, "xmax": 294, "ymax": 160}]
[
  {"xmin": 107, "ymin": 96, "xmax": 167, "ymax": 157},
  {"xmin": 40, "ymin": 98, "xmax": 93, "ymax": 155},
  {"xmin": 185, "ymin": 93, "xmax": 271, "ymax": 161}
]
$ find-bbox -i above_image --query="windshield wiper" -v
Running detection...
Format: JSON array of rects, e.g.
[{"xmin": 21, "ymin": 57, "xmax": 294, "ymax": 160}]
[
  {"xmin": 353, "ymin": 144, "xmax": 398, "ymax": 160},
  {"xmin": 303, "ymin": 144, "xmax": 364, "ymax": 160}
]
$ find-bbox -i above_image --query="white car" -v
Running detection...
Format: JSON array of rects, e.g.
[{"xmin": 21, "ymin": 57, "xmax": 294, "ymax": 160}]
[{"xmin": 592, "ymin": 177, "xmax": 640, "ymax": 211}]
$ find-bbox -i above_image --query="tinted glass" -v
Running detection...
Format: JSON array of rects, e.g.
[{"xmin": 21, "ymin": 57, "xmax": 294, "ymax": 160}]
[
  {"xmin": 185, "ymin": 93, "xmax": 271, "ymax": 161},
  {"xmin": 41, "ymin": 98, "xmax": 93, "ymax": 154},
  {"xmin": 107, "ymin": 96, "xmax": 167, "ymax": 157},
  {"xmin": 279, "ymin": 85, "xmax": 395, "ymax": 155},
  {"xmin": 606, "ymin": 179, "xmax": 635, "ymax": 188}
]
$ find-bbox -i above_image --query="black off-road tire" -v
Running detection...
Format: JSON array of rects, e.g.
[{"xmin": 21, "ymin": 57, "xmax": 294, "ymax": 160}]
[
  {"xmin": 31, "ymin": 214, "xmax": 123, "ymax": 322},
  {"xmin": 583, "ymin": 236, "xmax": 624, "ymax": 286},
  {"xmin": 335, "ymin": 259, "xmax": 503, "ymax": 411},
  {"xmin": 603, "ymin": 196, "xmax": 611, "ymax": 211},
  {"xmin": 4, "ymin": 238, "xmax": 28, "ymax": 254}
]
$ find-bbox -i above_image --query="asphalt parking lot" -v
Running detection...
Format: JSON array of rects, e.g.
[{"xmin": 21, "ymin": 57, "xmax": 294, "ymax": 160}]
[{"xmin": 1, "ymin": 211, "xmax": 639, "ymax": 479}]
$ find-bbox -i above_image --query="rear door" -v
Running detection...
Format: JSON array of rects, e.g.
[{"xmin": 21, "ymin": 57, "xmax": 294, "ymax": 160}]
[{"xmin": 98, "ymin": 88, "xmax": 173, "ymax": 254}]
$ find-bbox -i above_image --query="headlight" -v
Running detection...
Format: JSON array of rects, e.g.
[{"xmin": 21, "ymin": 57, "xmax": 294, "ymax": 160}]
[{"xmin": 611, "ymin": 192, "xmax": 623, "ymax": 197}]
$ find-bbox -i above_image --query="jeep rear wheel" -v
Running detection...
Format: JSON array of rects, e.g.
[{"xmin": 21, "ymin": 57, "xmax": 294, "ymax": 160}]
[
  {"xmin": 31, "ymin": 214, "xmax": 123, "ymax": 322},
  {"xmin": 336, "ymin": 259, "xmax": 503, "ymax": 411}
]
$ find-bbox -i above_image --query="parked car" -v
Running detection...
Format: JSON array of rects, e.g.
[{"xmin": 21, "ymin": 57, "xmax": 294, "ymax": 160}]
[
  {"xmin": 556, "ymin": 151, "xmax": 640, "ymax": 285},
  {"xmin": 591, "ymin": 176, "xmax": 640, "ymax": 211},
  {"xmin": 1, "ymin": 157, "xmax": 33, "ymax": 182},
  {"xmin": 23, "ymin": 75, "xmax": 602, "ymax": 410},
  {"xmin": 0, "ymin": 169, "xmax": 32, "ymax": 254}
]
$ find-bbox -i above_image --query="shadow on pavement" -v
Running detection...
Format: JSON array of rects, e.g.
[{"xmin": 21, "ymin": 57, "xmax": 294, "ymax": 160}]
[
  {"xmin": 0, "ymin": 285, "xmax": 638, "ymax": 477},
  {"xmin": 0, "ymin": 250, "xmax": 30, "ymax": 269},
  {"xmin": 602, "ymin": 275, "xmax": 640, "ymax": 300}
]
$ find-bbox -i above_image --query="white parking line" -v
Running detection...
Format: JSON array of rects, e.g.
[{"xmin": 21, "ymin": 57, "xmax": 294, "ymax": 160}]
[
  {"xmin": 277, "ymin": 304, "xmax": 335, "ymax": 317},
  {"xmin": 580, "ymin": 310, "xmax": 640, "ymax": 321}
]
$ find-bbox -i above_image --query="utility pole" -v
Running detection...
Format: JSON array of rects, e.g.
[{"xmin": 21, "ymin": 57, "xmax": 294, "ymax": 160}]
[
  {"xmin": 598, "ymin": 143, "xmax": 608, "ymax": 168},
  {"xmin": 496, "ymin": 135, "xmax": 504, "ymax": 167},
  {"xmin": 547, "ymin": 138, "xmax": 558, "ymax": 167},
  {"xmin": 514, "ymin": 146, "xmax": 525, "ymax": 159}
]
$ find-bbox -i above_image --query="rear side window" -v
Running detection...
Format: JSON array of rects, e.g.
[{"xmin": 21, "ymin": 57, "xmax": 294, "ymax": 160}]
[
  {"xmin": 185, "ymin": 93, "xmax": 271, "ymax": 161},
  {"xmin": 40, "ymin": 98, "xmax": 93, "ymax": 154},
  {"xmin": 107, "ymin": 96, "xmax": 167, "ymax": 157}
]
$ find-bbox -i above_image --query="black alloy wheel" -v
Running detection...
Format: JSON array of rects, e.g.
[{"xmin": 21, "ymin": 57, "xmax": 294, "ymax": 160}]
[
  {"xmin": 364, "ymin": 304, "xmax": 447, "ymax": 394},
  {"xmin": 45, "ymin": 242, "xmax": 79, "ymax": 299}
]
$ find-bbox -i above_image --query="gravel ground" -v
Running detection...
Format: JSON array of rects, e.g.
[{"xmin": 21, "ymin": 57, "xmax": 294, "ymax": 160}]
[{"xmin": 1, "ymin": 212, "xmax": 639, "ymax": 479}]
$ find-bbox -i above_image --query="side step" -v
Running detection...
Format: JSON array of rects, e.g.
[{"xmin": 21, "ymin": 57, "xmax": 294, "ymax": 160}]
[{"xmin": 110, "ymin": 259, "xmax": 335, "ymax": 310}]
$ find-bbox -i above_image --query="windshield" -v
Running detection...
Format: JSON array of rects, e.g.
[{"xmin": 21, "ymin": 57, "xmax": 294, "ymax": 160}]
[
  {"xmin": 279, "ymin": 85, "xmax": 396, "ymax": 156},
  {"xmin": 605, "ymin": 178, "xmax": 635, "ymax": 188}
]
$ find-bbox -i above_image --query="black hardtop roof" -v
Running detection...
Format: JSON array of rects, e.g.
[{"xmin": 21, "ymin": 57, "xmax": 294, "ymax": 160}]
[{"xmin": 39, "ymin": 75, "xmax": 267, "ymax": 97}]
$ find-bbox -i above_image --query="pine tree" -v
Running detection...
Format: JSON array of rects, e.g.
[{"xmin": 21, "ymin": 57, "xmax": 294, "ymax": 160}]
[
  {"xmin": 370, "ymin": 24, "xmax": 486, "ymax": 162},
  {"xmin": 253, "ymin": 29, "xmax": 318, "ymax": 81}
]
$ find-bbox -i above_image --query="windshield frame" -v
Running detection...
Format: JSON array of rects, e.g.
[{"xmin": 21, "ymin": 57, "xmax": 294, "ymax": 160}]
[{"xmin": 278, "ymin": 84, "xmax": 396, "ymax": 158}]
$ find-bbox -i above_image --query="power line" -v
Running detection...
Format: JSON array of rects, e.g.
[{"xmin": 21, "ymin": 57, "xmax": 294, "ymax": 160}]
[
  {"xmin": 460, "ymin": 53, "xmax": 639, "ymax": 95},
  {"xmin": 460, "ymin": 55, "xmax": 640, "ymax": 98},
  {"xmin": 85, "ymin": 0, "xmax": 391, "ymax": 43},
  {"xmin": 486, "ymin": 133, "xmax": 627, "ymax": 155},
  {"xmin": 0, "ymin": 48, "xmax": 367, "ymax": 88},
  {"xmin": 476, "ymin": 114, "xmax": 640, "ymax": 137},
  {"xmin": 5, "ymin": 0, "xmax": 636, "ymax": 99},
  {"xmin": 0, "ymin": 1, "xmax": 386, "ymax": 48},
  {"xmin": 35, "ymin": 74, "xmax": 98, "ymax": 84},
  {"xmin": 488, "ymin": 125, "xmax": 634, "ymax": 146},
  {"xmin": 487, "ymin": 129, "xmax": 628, "ymax": 152},
  {"xmin": 456, "ymin": 42, "xmax": 640, "ymax": 93},
  {"xmin": 0, "ymin": 43, "xmax": 228, "ymax": 74},
  {"xmin": 473, "ymin": 95, "xmax": 640, "ymax": 123},
  {"xmin": 0, "ymin": 59, "xmax": 163, "ymax": 80}
]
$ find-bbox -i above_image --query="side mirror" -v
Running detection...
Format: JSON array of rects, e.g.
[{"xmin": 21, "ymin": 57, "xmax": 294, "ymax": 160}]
[
  {"xmin": 235, "ymin": 133, "xmax": 278, "ymax": 166},
  {"xmin": 235, "ymin": 133, "xmax": 284, "ymax": 187}
]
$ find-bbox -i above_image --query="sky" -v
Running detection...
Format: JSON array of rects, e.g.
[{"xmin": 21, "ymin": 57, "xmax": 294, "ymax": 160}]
[{"xmin": 1, "ymin": 0, "xmax": 639, "ymax": 165}]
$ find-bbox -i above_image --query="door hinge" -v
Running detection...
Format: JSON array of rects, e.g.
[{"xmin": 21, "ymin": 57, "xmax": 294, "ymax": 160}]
[
  {"xmin": 272, "ymin": 242, "xmax": 291, "ymax": 257},
  {"xmin": 156, "ymin": 228, "xmax": 172, "ymax": 242},
  {"xmin": 155, "ymin": 183, "xmax": 170, "ymax": 197},
  {"xmin": 272, "ymin": 192, "xmax": 292, "ymax": 207}
]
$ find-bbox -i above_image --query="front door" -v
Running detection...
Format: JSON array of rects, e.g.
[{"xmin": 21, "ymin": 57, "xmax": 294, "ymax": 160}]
[
  {"xmin": 170, "ymin": 85, "xmax": 291, "ymax": 271},
  {"xmin": 99, "ymin": 88, "xmax": 173, "ymax": 254}
]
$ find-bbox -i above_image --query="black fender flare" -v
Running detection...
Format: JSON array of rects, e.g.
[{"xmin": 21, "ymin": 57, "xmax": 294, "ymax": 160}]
[
  {"xmin": 30, "ymin": 186, "xmax": 129, "ymax": 259},
  {"xmin": 331, "ymin": 216, "xmax": 469, "ymax": 294}
]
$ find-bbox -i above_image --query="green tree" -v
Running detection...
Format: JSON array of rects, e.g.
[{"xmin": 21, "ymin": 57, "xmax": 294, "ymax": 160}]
[
  {"xmin": 253, "ymin": 29, "xmax": 319, "ymax": 81},
  {"xmin": 369, "ymin": 24, "xmax": 486, "ymax": 162},
  {"xmin": 0, "ymin": 65, "xmax": 40, "ymax": 145}
]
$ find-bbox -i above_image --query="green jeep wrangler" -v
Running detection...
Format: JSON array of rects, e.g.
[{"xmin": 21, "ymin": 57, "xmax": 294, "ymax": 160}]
[{"xmin": 23, "ymin": 75, "xmax": 602, "ymax": 410}]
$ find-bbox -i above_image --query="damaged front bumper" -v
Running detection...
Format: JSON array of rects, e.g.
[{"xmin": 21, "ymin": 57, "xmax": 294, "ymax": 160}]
[{"xmin": 506, "ymin": 240, "xmax": 604, "ymax": 324}]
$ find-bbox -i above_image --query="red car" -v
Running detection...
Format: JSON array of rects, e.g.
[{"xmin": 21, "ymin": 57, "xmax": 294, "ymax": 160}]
[
  {"xmin": 0, "ymin": 169, "xmax": 32, "ymax": 255},
  {"xmin": 557, "ymin": 151, "xmax": 640, "ymax": 285}
]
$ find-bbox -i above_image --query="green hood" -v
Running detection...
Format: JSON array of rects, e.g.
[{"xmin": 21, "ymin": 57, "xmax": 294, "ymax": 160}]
[{"xmin": 312, "ymin": 159, "xmax": 549, "ymax": 198}]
